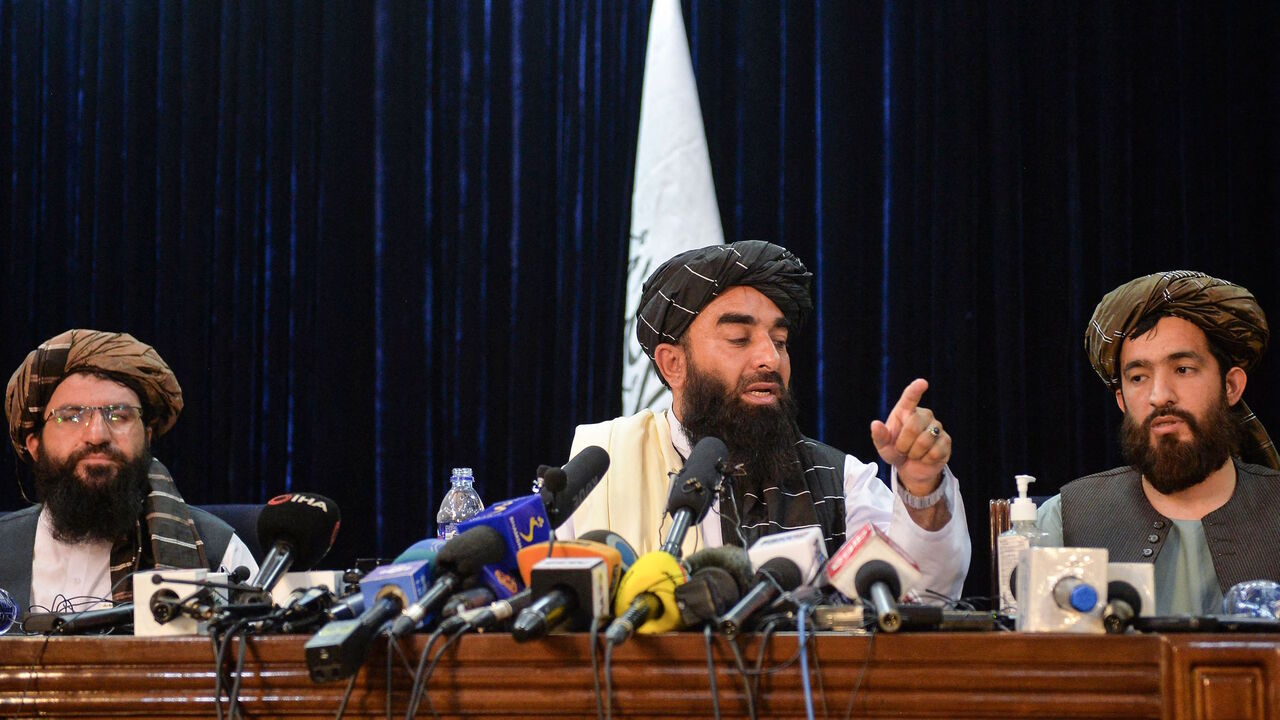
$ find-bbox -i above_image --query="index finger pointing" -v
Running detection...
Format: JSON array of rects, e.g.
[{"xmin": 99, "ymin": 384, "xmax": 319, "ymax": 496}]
[{"xmin": 890, "ymin": 378, "xmax": 930, "ymax": 417}]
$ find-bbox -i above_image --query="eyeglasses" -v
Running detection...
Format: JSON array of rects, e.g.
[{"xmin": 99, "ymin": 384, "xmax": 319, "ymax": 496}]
[{"xmin": 44, "ymin": 405, "xmax": 144, "ymax": 431}]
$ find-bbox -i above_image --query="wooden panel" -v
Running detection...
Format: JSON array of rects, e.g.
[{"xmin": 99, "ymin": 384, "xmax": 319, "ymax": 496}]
[{"xmin": 0, "ymin": 632, "xmax": 1273, "ymax": 718}]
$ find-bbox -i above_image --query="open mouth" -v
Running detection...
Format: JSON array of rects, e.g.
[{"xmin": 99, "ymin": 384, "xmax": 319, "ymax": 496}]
[{"xmin": 742, "ymin": 382, "xmax": 780, "ymax": 402}]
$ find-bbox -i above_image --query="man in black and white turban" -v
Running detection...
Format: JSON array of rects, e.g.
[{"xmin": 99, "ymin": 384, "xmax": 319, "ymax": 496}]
[{"xmin": 559, "ymin": 241, "xmax": 970, "ymax": 601}]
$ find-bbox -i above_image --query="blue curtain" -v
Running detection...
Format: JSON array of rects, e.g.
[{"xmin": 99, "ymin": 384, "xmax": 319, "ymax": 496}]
[{"xmin": 3, "ymin": 0, "xmax": 1278, "ymax": 599}]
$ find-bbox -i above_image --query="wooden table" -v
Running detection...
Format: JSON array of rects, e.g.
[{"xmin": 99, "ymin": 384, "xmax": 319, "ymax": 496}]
[{"xmin": 1, "ymin": 631, "xmax": 1278, "ymax": 718}]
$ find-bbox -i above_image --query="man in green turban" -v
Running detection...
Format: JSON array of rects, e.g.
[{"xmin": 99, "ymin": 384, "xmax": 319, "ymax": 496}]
[{"xmin": 1038, "ymin": 271, "xmax": 1279, "ymax": 615}]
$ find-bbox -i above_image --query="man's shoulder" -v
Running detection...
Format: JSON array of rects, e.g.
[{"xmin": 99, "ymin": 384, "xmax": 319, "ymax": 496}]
[
  {"xmin": 1062, "ymin": 465, "xmax": 1137, "ymax": 491},
  {"xmin": 1237, "ymin": 460, "xmax": 1280, "ymax": 481},
  {"xmin": 0, "ymin": 504, "xmax": 41, "ymax": 527},
  {"xmin": 571, "ymin": 409, "xmax": 667, "ymax": 449},
  {"xmin": 575, "ymin": 409, "xmax": 663, "ymax": 434}
]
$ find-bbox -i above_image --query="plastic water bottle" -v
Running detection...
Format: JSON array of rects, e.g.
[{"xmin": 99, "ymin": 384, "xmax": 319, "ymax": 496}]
[
  {"xmin": 1223, "ymin": 580, "xmax": 1280, "ymax": 618},
  {"xmin": 997, "ymin": 474, "xmax": 1050, "ymax": 616},
  {"xmin": 436, "ymin": 467, "xmax": 484, "ymax": 540},
  {"xmin": 0, "ymin": 588, "xmax": 17, "ymax": 635}
]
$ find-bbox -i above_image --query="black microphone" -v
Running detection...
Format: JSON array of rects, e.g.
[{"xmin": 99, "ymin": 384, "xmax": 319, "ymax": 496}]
[
  {"xmin": 438, "ymin": 589, "xmax": 534, "ymax": 635},
  {"xmin": 854, "ymin": 560, "xmax": 903, "ymax": 633},
  {"xmin": 717, "ymin": 557, "xmax": 804, "ymax": 636},
  {"xmin": 388, "ymin": 526, "xmax": 508, "ymax": 637},
  {"xmin": 539, "ymin": 446, "xmax": 610, "ymax": 528},
  {"xmin": 249, "ymin": 492, "xmax": 342, "ymax": 595},
  {"xmin": 659, "ymin": 436, "xmax": 727, "ymax": 557},
  {"xmin": 23, "ymin": 603, "xmax": 135, "ymax": 635},
  {"xmin": 675, "ymin": 546, "xmax": 753, "ymax": 627},
  {"xmin": 1103, "ymin": 580, "xmax": 1143, "ymax": 634},
  {"xmin": 441, "ymin": 587, "xmax": 497, "ymax": 619}
]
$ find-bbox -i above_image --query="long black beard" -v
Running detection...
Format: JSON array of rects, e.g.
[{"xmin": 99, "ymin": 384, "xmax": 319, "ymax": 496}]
[
  {"xmin": 33, "ymin": 443, "xmax": 152, "ymax": 544},
  {"xmin": 678, "ymin": 362, "xmax": 803, "ymax": 489},
  {"xmin": 1120, "ymin": 394, "xmax": 1239, "ymax": 496}
]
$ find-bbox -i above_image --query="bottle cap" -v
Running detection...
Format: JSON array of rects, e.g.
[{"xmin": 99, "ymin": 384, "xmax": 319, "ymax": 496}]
[
  {"xmin": 1010, "ymin": 474, "xmax": 1037, "ymax": 522},
  {"xmin": 1068, "ymin": 583, "xmax": 1098, "ymax": 612}
]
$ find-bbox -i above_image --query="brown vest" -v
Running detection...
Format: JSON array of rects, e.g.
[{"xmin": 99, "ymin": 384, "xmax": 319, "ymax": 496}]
[{"xmin": 1061, "ymin": 460, "xmax": 1280, "ymax": 591}]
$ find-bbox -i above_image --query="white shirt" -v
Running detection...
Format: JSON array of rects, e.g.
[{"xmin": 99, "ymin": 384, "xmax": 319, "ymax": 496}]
[
  {"xmin": 558, "ymin": 412, "xmax": 971, "ymax": 600},
  {"xmin": 30, "ymin": 507, "xmax": 259, "ymax": 613}
]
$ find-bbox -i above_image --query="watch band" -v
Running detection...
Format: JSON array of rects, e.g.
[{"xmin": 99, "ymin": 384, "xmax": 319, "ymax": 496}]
[{"xmin": 898, "ymin": 478, "xmax": 946, "ymax": 510}]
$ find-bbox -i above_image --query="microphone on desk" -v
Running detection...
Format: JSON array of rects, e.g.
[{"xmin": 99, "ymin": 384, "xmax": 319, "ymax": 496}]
[
  {"xmin": 673, "ymin": 546, "xmax": 752, "ymax": 628},
  {"xmin": 715, "ymin": 527, "xmax": 828, "ymax": 635},
  {"xmin": 304, "ymin": 558, "xmax": 434, "ymax": 682},
  {"xmin": 23, "ymin": 603, "xmax": 136, "ymax": 635},
  {"xmin": 826, "ymin": 523, "xmax": 923, "ymax": 633},
  {"xmin": 438, "ymin": 589, "xmax": 534, "ymax": 635},
  {"xmin": 247, "ymin": 492, "xmax": 341, "ymax": 597},
  {"xmin": 1102, "ymin": 581, "xmax": 1143, "ymax": 634},
  {"xmin": 388, "ymin": 526, "xmax": 508, "ymax": 637},
  {"xmin": 538, "ymin": 445, "xmax": 610, "ymax": 528},
  {"xmin": 602, "ymin": 439, "xmax": 725, "ymax": 645}
]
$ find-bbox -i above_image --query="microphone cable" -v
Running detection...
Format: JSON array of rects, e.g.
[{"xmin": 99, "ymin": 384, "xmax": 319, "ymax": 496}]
[
  {"xmin": 589, "ymin": 611, "xmax": 605, "ymax": 720},
  {"xmin": 404, "ymin": 625, "xmax": 452, "ymax": 720},
  {"xmin": 703, "ymin": 624, "xmax": 721, "ymax": 720},
  {"xmin": 382, "ymin": 625, "xmax": 416, "ymax": 720},
  {"xmin": 841, "ymin": 629, "xmax": 877, "ymax": 720}
]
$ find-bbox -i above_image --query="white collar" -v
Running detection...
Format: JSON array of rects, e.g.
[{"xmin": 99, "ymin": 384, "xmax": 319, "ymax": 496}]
[{"xmin": 665, "ymin": 408, "xmax": 693, "ymax": 460}]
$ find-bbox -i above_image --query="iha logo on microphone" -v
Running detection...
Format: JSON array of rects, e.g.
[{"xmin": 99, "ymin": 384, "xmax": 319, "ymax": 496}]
[{"xmin": 268, "ymin": 493, "xmax": 331, "ymax": 513}]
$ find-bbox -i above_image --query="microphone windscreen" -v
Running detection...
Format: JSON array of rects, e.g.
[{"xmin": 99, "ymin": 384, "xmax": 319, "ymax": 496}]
[
  {"xmin": 666, "ymin": 437, "xmax": 726, "ymax": 519},
  {"xmin": 578, "ymin": 530, "xmax": 638, "ymax": 574},
  {"xmin": 544, "ymin": 446, "xmax": 610, "ymax": 527},
  {"xmin": 758, "ymin": 557, "xmax": 804, "ymax": 591},
  {"xmin": 682, "ymin": 546, "xmax": 752, "ymax": 595},
  {"xmin": 394, "ymin": 538, "xmax": 447, "ymax": 564},
  {"xmin": 229, "ymin": 566, "xmax": 251, "ymax": 584},
  {"xmin": 612, "ymin": 551, "xmax": 688, "ymax": 635},
  {"xmin": 853, "ymin": 559, "xmax": 901, "ymax": 599},
  {"xmin": 516, "ymin": 539, "xmax": 622, "ymax": 587},
  {"xmin": 675, "ymin": 566, "xmax": 744, "ymax": 626},
  {"xmin": 436, "ymin": 525, "xmax": 508, "ymax": 575},
  {"xmin": 257, "ymin": 493, "xmax": 342, "ymax": 569},
  {"xmin": 1107, "ymin": 580, "xmax": 1143, "ymax": 616}
]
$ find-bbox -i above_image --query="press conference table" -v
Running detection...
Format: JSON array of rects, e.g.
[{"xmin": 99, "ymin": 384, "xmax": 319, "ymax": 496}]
[{"xmin": 0, "ymin": 631, "xmax": 1277, "ymax": 719}]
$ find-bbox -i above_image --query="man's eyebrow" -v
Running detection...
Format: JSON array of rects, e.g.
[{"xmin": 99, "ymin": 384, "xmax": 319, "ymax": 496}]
[
  {"xmin": 715, "ymin": 312, "xmax": 756, "ymax": 327},
  {"xmin": 1121, "ymin": 349, "xmax": 1204, "ymax": 374},
  {"xmin": 714, "ymin": 313, "xmax": 791, "ymax": 331}
]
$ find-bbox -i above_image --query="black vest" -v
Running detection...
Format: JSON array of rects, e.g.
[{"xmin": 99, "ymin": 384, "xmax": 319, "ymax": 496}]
[
  {"xmin": 796, "ymin": 436, "xmax": 850, "ymax": 556},
  {"xmin": 1061, "ymin": 460, "xmax": 1280, "ymax": 591}
]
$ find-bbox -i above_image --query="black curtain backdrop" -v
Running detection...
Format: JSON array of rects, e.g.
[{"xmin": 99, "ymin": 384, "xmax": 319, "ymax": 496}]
[{"xmin": 3, "ymin": 1, "xmax": 1277, "ymax": 600}]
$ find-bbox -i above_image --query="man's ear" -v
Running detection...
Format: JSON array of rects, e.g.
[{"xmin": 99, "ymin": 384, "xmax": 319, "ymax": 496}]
[
  {"xmin": 24, "ymin": 432, "xmax": 40, "ymax": 462},
  {"xmin": 1225, "ymin": 367, "xmax": 1247, "ymax": 406},
  {"xmin": 1114, "ymin": 387, "xmax": 1127, "ymax": 415},
  {"xmin": 653, "ymin": 343, "xmax": 686, "ymax": 392}
]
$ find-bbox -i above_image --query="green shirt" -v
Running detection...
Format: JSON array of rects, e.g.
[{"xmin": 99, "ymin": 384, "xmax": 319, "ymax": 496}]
[{"xmin": 1037, "ymin": 495, "xmax": 1222, "ymax": 615}]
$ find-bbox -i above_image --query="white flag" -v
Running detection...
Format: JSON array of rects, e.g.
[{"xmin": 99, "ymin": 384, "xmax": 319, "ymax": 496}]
[{"xmin": 623, "ymin": 0, "xmax": 724, "ymax": 414}]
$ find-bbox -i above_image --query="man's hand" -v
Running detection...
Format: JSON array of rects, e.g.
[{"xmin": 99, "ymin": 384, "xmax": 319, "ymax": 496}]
[{"xmin": 870, "ymin": 378, "xmax": 952, "ymax": 496}]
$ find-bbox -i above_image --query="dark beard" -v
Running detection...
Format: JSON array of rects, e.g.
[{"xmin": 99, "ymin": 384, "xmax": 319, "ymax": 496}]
[
  {"xmin": 679, "ymin": 362, "xmax": 803, "ymax": 489},
  {"xmin": 33, "ymin": 444, "xmax": 152, "ymax": 544},
  {"xmin": 1120, "ymin": 394, "xmax": 1239, "ymax": 496}
]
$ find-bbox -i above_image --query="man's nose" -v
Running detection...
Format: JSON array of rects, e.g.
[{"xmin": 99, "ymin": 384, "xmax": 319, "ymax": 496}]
[
  {"xmin": 83, "ymin": 408, "xmax": 113, "ymax": 443},
  {"xmin": 1148, "ymin": 369, "xmax": 1178, "ymax": 407},
  {"xmin": 751, "ymin": 335, "xmax": 780, "ymax": 370}
]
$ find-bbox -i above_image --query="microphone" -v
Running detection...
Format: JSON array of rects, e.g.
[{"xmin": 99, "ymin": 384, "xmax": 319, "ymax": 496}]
[
  {"xmin": 603, "ymin": 551, "xmax": 688, "ymax": 644},
  {"xmin": 453, "ymin": 495, "xmax": 553, "ymax": 576},
  {"xmin": 578, "ymin": 529, "xmax": 639, "ymax": 576},
  {"xmin": 23, "ymin": 603, "xmax": 135, "ymax": 635},
  {"xmin": 718, "ymin": 558, "xmax": 804, "ymax": 636},
  {"xmin": 659, "ymin": 437, "xmax": 727, "ymax": 558},
  {"xmin": 511, "ymin": 557, "xmax": 611, "ymax": 641},
  {"xmin": 539, "ymin": 446, "xmax": 610, "ymax": 528},
  {"xmin": 389, "ymin": 526, "xmax": 508, "ymax": 637},
  {"xmin": 249, "ymin": 492, "xmax": 342, "ymax": 595},
  {"xmin": 516, "ymin": 539, "xmax": 624, "ymax": 590},
  {"xmin": 674, "ymin": 546, "xmax": 752, "ymax": 627},
  {"xmin": 714, "ymin": 527, "xmax": 828, "ymax": 634},
  {"xmin": 438, "ymin": 588, "xmax": 534, "ymax": 635},
  {"xmin": 826, "ymin": 523, "xmax": 923, "ymax": 633},
  {"xmin": 304, "ymin": 559, "xmax": 433, "ymax": 682},
  {"xmin": 0, "ymin": 588, "xmax": 17, "ymax": 635},
  {"xmin": 1102, "ymin": 580, "xmax": 1143, "ymax": 634},
  {"xmin": 441, "ymin": 587, "xmax": 497, "ymax": 619}
]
